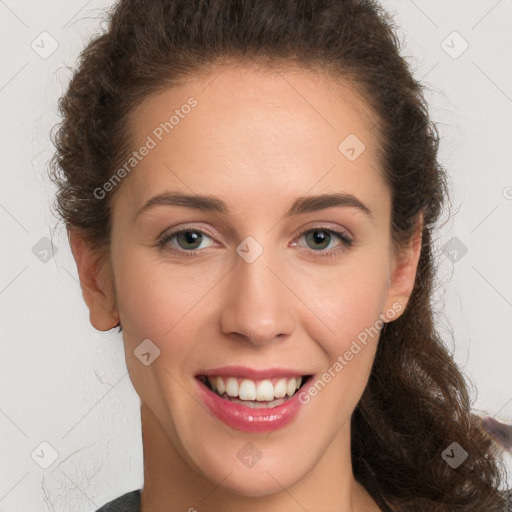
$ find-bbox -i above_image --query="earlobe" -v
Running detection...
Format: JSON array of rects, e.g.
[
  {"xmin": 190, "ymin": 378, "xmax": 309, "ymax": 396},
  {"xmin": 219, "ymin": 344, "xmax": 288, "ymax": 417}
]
[
  {"xmin": 68, "ymin": 228, "xmax": 119, "ymax": 331},
  {"xmin": 381, "ymin": 213, "xmax": 424, "ymax": 322}
]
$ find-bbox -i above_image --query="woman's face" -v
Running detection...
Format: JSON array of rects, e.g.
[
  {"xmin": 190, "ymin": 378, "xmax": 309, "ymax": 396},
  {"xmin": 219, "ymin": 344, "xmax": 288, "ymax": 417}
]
[{"xmin": 76, "ymin": 64, "xmax": 420, "ymax": 498}]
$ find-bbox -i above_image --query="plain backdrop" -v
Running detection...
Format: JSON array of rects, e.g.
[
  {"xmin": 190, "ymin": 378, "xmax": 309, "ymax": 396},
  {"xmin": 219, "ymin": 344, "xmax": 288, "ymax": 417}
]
[{"xmin": 1, "ymin": 0, "xmax": 511, "ymax": 510}]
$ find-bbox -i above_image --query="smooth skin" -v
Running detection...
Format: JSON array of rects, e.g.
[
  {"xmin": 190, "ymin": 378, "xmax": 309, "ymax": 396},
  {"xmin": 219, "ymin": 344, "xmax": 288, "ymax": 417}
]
[{"xmin": 69, "ymin": 63, "xmax": 423, "ymax": 512}]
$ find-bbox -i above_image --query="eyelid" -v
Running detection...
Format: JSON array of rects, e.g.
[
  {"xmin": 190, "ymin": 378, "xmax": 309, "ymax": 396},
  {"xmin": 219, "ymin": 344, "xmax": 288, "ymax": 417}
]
[
  {"xmin": 291, "ymin": 222, "xmax": 353, "ymax": 242},
  {"xmin": 158, "ymin": 224, "xmax": 220, "ymax": 243}
]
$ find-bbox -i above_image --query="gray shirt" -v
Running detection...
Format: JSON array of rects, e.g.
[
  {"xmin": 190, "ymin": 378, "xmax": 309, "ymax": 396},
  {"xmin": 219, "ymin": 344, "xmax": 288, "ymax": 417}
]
[
  {"xmin": 96, "ymin": 490, "xmax": 141, "ymax": 511},
  {"xmin": 95, "ymin": 488, "xmax": 512, "ymax": 511}
]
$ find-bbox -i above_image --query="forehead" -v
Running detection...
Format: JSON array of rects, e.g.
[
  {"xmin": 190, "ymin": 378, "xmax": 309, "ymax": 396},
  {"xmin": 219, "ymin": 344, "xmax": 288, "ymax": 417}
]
[{"xmin": 117, "ymin": 64, "xmax": 387, "ymax": 219}]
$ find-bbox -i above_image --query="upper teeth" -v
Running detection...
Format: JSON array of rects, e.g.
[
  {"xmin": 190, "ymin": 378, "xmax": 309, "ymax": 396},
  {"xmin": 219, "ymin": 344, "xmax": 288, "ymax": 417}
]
[{"xmin": 207, "ymin": 376, "xmax": 303, "ymax": 401}]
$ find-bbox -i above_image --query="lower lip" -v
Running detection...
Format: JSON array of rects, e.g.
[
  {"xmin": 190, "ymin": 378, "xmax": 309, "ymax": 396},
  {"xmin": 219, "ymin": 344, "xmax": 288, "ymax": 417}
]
[{"xmin": 196, "ymin": 377, "xmax": 312, "ymax": 433}]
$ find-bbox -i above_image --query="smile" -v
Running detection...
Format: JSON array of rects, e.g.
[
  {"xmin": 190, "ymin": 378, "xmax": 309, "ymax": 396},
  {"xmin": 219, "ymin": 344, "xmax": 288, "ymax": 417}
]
[{"xmin": 195, "ymin": 369, "xmax": 313, "ymax": 433}]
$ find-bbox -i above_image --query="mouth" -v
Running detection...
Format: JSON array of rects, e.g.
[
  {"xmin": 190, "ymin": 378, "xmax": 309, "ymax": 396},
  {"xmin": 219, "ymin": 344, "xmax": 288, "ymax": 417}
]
[
  {"xmin": 196, "ymin": 374, "xmax": 312, "ymax": 409},
  {"xmin": 194, "ymin": 371, "xmax": 314, "ymax": 433}
]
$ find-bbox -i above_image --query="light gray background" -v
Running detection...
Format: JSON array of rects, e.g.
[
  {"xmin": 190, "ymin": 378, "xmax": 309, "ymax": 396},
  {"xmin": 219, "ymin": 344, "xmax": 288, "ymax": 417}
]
[{"xmin": 1, "ymin": 0, "xmax": 511, "ymax": 510}]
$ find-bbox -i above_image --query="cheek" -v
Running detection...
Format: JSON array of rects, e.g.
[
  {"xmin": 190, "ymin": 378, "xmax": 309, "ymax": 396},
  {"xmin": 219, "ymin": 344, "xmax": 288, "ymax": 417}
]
[
  {"xmin": 111, "ymin": 249, "xmax": 221, "ymax": 399},
  {"xmin": 292, "ymin": 254, "xmax": 389, "ymax": 359},
  {"xmin": 112, "ymin": 246, "xmax": 220, "ymax": 340},
  {"xmin": 112, "ymin": 250, "xmax": 211, "ymax": 417},
  {"xmin": 298, "ymin": 275, "xmax": 387, "ymax": 424}
]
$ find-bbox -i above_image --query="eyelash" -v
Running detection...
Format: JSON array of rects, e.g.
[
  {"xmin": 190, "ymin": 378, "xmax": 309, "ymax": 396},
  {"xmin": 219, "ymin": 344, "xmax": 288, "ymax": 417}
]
[{"xmin": 156, "ymin": 226, "xmax": 354, "ymax": 260}]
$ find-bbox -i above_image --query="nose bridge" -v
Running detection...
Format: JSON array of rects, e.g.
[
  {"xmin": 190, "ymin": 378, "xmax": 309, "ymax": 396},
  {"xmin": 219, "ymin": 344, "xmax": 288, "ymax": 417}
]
[{"xmin": 220, "ymin": 239, "xmax": 296, "ymax": 345}]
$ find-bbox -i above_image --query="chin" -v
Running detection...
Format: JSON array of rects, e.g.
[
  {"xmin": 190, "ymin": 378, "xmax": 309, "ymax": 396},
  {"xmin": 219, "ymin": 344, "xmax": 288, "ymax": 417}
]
[
  {"xmin": 207, "ymin": 465, "xmax": 298, "ymax": 498},
  {"xmin": 192, "ymin": 443, "xmax": 307, "ymax": 499}
]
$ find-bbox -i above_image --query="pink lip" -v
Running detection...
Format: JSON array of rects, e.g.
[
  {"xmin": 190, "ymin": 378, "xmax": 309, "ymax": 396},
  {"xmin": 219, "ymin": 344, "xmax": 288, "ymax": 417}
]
[
  {"xmin": 197, "ymin": 365, "xmax": 309, "ymax": 379},
  {"xmin": 195, "ymin": 374, "xmax": 314, "ymax": 433}
]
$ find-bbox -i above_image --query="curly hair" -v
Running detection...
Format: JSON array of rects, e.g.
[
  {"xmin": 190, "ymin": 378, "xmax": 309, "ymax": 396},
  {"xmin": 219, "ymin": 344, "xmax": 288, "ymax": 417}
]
[{"xmin": 48, "ymin": 0, "xmax": 511, "ymax": 510}]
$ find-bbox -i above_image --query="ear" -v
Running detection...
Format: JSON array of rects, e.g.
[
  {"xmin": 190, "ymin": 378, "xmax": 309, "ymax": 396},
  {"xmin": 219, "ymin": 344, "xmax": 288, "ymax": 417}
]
[
  {"xmin": 68, "ymin": 228, "xmax": 119, "ymax": 331},
  {"xmin": 381, "ymin": 212, "xmax": 423, "ymax": 322}
]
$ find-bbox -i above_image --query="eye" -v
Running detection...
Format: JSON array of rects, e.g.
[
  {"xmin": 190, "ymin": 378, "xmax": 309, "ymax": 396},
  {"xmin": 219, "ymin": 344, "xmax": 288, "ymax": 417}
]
[
  {"xmin": 293, "ymin": 227, "xmax": 353, "ymax": 258},
  {"xmin": 157, "ymin": 228, "xmax": 215, "ymax": 252}
]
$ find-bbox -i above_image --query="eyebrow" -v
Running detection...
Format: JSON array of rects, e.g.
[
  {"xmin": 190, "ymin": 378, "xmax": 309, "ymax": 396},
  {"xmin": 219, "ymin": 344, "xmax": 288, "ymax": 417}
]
[{"xmin": 135, "ymin": 191, "xmax": 373, "ymax": 221}]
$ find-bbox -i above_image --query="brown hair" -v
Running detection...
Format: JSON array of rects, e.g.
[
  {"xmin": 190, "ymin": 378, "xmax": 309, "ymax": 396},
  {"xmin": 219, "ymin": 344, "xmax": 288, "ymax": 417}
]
[{"xmin": 48, "ymin": 0, "xmax": 510, "ymax": 509}]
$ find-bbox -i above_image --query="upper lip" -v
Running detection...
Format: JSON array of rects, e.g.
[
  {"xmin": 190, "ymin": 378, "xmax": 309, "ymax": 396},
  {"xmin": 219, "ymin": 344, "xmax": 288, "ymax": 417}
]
[{"xmin": 196, "ymin": 366, "xmax": 311, "ymax": 379}]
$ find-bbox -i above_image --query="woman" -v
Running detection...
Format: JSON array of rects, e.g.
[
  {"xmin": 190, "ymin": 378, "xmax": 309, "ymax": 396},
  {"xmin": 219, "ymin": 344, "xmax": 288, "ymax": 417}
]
[{"xmin": 48, "ymin": 0, "xmax": 511, "ymax": 510}]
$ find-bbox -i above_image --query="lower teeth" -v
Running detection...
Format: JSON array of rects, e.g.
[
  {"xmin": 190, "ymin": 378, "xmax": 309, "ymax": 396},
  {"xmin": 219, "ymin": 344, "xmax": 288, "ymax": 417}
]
[{"xmin": 219, "ymin": 392, "xmax": 290, "ymax": 408}]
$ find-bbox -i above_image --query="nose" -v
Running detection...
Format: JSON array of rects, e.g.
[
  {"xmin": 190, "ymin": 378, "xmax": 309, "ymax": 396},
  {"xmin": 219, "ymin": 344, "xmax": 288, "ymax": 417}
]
[{"xmin": 219, "ymin": 247, "xmax": 296, "ymax": 346}]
